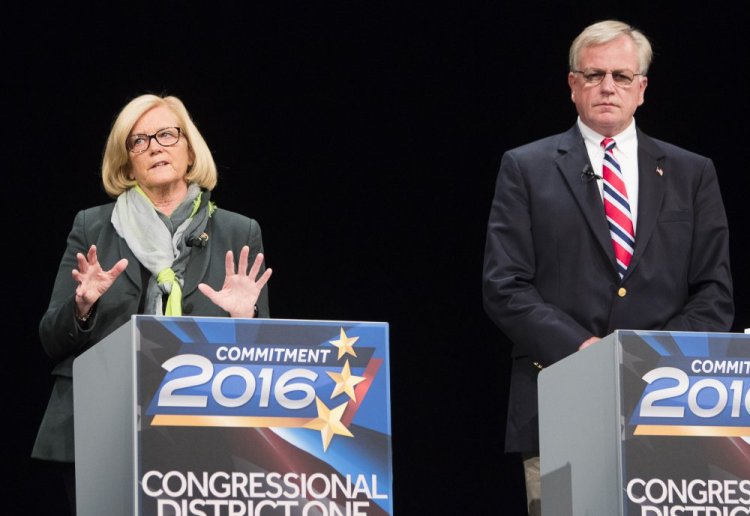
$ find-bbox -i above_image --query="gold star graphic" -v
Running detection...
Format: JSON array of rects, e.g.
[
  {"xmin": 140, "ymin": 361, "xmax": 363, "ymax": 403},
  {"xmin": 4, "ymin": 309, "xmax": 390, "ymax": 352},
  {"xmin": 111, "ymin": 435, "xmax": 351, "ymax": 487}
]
[
  {"xmin": 329, "ymin": 327, "xmax": 359, "ymax": 359},
  {"xmin": 303, "ymin": 397, "xmax": 354, "ymax": 451},
  {"xmin": 327, "ymin": 360, "xmax": 367, "ymax": 401}
]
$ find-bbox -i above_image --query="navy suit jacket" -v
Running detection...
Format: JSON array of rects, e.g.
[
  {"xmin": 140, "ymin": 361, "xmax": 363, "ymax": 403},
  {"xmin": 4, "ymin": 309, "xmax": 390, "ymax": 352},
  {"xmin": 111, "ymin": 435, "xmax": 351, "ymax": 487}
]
[
  {"xmin": 32, "ymin": 203, "xmax": 270, "ymax": 462},
  {"xmin": 482, "ymin": 125, "xmax": 733, "ymax": 452}
]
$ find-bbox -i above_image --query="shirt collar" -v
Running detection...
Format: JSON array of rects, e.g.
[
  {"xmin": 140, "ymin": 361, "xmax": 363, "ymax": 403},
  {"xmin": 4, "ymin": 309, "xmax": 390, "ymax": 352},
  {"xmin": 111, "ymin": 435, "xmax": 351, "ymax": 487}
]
[{"xmin": 577, "ymin": 117, "xmax": 638, "ymax": 151}]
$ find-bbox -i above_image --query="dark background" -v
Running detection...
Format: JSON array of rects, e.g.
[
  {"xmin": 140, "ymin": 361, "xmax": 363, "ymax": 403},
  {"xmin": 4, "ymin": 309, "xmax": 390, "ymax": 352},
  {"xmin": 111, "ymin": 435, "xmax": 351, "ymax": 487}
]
[{"xmin": 4, "ymin": 2, "xmax": 748, "ymax": 514}]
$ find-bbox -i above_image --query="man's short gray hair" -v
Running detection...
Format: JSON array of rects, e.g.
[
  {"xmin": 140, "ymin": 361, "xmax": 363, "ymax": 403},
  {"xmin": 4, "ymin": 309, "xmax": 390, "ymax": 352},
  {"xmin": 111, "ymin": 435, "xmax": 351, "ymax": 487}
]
[{"xmin": 569, "ymin": 20, "xmax": 653, "ymax": 74}]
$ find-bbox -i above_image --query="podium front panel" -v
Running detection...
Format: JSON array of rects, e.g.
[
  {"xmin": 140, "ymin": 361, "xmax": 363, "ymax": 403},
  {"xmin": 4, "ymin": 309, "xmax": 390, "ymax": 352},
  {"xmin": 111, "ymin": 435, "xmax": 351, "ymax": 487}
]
[
  {"xmin": 619, "ymin": 331, "xmax": 750, "ymax": 515},
  {"xmin": 76, "ymin": 316, "xmax": 393, "ymax": 516},
  {"xmin": 540, "ymin": 330, "xmax": 750, "ymax": 516}
]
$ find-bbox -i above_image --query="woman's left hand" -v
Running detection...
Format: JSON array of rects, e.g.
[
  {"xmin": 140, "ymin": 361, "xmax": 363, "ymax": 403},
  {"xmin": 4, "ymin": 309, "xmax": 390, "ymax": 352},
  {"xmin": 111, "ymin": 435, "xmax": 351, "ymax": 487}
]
[{"xmin": 198, "ymin": 246, "xmax": 272, "ymax": 318}]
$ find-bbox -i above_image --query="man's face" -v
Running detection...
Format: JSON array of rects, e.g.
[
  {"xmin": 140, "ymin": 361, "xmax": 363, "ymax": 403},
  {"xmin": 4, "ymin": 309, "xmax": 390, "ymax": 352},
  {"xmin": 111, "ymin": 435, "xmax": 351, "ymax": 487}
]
[{"xmin": 568, "ymin": 35, "xmax": 647, "ymax": 137}]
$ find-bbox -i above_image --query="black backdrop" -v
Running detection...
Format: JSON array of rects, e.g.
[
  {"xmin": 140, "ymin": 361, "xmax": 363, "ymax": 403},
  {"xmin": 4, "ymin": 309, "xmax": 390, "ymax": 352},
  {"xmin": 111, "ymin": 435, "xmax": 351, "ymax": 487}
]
[{"xmin": 5, "ymin": 2, "xmax": 748, "ymax": 514}]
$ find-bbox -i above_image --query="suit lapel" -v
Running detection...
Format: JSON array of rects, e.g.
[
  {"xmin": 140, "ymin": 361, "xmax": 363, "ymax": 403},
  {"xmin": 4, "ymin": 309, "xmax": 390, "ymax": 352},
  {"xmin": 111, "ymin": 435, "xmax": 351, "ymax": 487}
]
[
  {"xmin": 117, "ymin": 233, "xmax": 141, "ymax": 290},
  {"xmin": 182, "ymin": 217, "xmax": 213, "ymax": 297},
  {"xmin": 556, "ymin": 125, "xmax": 617, "ymax": 269},
  {"xmin": 625, "ymin": 130, "xmax": 666, "ymax": 279}
]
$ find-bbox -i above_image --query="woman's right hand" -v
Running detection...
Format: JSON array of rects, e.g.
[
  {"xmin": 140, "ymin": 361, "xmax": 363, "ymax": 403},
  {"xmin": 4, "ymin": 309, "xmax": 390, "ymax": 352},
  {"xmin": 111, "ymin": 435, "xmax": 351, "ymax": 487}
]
[{"xmin": 71, "ymin": 245, "xmax": 128, "ymax": 317}]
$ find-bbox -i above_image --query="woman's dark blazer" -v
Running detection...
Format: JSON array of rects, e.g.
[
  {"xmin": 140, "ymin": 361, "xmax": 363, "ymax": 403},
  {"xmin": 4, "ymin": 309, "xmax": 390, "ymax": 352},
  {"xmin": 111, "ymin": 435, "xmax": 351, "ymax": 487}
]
[{"xmin": 32, "ymin": 202, "xmax": 270, "ymax": 462}]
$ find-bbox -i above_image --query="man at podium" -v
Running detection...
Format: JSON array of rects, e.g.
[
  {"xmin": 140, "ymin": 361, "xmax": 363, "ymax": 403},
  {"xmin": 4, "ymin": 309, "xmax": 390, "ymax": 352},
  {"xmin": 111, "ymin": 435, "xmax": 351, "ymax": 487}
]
[
  {"xmin": 482, "ymin": 20, "xmax": 733, "ymax": 516},
  {"xmin": 31, "ymin": 94, "xmax": 272, "ymax": 515}
]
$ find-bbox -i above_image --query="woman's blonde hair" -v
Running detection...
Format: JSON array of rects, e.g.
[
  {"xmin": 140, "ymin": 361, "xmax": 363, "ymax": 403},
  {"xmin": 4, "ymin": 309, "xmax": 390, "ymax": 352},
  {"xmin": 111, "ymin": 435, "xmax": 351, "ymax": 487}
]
[{"xmin": 101, "ymin": 94, "xmax": 217, "ymax": 197}]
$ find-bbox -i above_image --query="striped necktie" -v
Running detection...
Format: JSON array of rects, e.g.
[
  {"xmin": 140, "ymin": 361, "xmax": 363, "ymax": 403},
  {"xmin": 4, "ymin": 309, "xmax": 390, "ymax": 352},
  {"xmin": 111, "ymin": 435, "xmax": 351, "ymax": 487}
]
[{"xmin": 601, "ymin": 137, "xmax": 635, "ymax": 278}]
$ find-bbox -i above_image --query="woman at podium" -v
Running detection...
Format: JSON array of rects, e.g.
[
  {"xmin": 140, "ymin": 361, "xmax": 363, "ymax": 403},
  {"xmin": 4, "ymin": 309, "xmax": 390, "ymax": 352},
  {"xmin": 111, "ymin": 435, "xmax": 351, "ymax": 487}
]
[{"xmin": 31, "ymin": 93, "xmax": 272, "ymax": 514}]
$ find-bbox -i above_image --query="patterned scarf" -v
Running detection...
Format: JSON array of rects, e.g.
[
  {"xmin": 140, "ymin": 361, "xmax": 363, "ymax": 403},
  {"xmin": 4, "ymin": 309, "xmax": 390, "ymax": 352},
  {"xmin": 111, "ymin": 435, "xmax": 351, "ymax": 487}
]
[{"xmin": 111, "ymin": 182, "xmax": 213, "ymax": 315}]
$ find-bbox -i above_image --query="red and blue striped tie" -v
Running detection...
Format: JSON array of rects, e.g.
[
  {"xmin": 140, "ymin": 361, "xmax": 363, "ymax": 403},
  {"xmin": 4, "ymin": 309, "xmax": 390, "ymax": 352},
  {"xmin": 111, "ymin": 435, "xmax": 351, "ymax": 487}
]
[{"xmin": 601, "ymin": 137, "xmax": 635, "ymax": 279}]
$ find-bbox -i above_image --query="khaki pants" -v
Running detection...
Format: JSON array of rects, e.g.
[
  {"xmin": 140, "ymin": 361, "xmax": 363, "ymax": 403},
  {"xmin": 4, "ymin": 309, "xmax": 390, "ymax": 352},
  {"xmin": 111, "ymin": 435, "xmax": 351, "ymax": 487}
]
[{"xmin": 522, "ymin": 452, "xmax": 541, "ymax": 516}]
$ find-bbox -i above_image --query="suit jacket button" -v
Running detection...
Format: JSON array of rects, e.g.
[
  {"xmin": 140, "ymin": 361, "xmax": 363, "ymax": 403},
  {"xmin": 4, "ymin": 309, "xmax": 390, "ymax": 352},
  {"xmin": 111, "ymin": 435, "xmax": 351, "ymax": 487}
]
[
  {"xmin": 183, "ymin": 303, "xmax": 194, "ymax": 314},
  {"xmin": 618, "ymin": 287, "xmax": 627, "ymax": 297}
]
